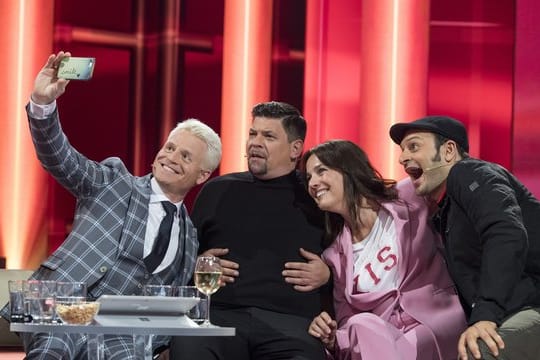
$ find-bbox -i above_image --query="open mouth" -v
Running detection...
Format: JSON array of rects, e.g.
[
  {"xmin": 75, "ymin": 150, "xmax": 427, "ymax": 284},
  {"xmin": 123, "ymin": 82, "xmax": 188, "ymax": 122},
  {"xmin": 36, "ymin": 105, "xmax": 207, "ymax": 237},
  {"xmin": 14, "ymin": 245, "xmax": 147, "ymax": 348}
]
[
  {"xmin": 162, "ymin": 163, "xmax": 179, "ymax": 174},
  {"xmin": 248, "ymin": 151, "xmax": 266, "ymax": 160},
  {"xmin": 405, "ymin": 166, "xmax": 423, "ymax": 180},
  {"xmin": 315, "ymin": 189, "xmax": 327, "ymax": 199}
]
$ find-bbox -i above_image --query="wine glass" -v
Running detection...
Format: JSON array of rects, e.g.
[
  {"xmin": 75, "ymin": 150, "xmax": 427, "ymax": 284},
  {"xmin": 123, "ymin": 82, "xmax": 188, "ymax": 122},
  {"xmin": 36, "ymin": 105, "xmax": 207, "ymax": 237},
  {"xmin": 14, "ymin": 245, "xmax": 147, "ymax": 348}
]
[{"xmin": 194, "ymin": 256, "xmax": 222, "ymax": 327}]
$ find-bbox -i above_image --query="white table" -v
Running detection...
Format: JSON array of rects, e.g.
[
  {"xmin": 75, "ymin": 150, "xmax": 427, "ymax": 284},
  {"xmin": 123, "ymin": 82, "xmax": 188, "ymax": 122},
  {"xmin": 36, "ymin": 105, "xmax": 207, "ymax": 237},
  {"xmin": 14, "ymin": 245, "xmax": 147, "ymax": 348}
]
[{"xmin": 11, "ymin": 315, "xmax": 235, "ymax": 359}]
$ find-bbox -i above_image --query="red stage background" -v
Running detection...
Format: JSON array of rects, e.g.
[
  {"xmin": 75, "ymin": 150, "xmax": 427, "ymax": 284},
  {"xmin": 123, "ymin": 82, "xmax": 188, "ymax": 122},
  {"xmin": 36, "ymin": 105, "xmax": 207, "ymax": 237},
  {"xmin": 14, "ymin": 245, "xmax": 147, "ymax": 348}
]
[{"xmin": 0, "ymin": 0, "xmax": 539, "ymax": 269}]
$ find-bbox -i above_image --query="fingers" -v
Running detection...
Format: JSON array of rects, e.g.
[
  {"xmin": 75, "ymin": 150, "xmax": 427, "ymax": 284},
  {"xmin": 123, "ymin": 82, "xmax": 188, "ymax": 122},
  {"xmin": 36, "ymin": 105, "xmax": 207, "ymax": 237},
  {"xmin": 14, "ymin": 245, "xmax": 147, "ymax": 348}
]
[
  {"xmin": 284, "ymin": 261, "xmax": 308, "ymax": 271},
  {"xmin": 308, "ymin": 312, "xmax": 332, "ymax": 338},
  {"xmin": 219, "ymin": 260, "xmax": 239, "ymax": 285},
  {"xmin": 490, "ymin": 329, "xmax": 505, "ymax": 350},
  {"xmin": 478, "ymin": 326, "xmax": 503, "ymax": 357},
  {"xmin": 283, "ymin": 269, "xmax": 306, "ymax": 280},
  {"xmin": 299, "ymin": 247, "xmax": 319, "ymax": 260},
  {"xmin": 44, "ymin": 54, "xmax": 57, "ymax": 70},
  {"xmin": 308, "ymin": 312, "xmax": 337, "ymax": 350},
  {"xmin": 286, "ymin": 277, "xmax": 314, "ymax": 291},
  {"xmin": 318, "ymin": 311, "xmax": 333, "ymax": 323},
  {"xmin": 220, "ymin": 259, "xmax": 239, "ymax": 272},
  {"xmin": 294, "ymin": 284, "xmax": 316, "ymax": 292},
  {"xmin": 308, "ymin": 320, "xmax": 328, "ymax": 339},
  {"xmin": 458, "ymin": 332, "xmax": 472, "ymax": 360},
  {"xmin": 202, "ymin": 248, "xmax": 229, "ymax": 257},
  {"xmin": 200, "ymin": 248, "xmax": 239, "ymax": 286},
  {"xmin": 282, "ymin": 264, "xmax": 309, "ymax": 282},
  {"xmin": 283, "ymin": 269, "xmax": 316, "ymax": 292},
  {"xmin": 51, "ymin": 51, "xmax": 70, "ymax": 69},
  {"xmin": 283, "ymin": 260, "xmax": 330, "ymax": 291},
  {"xmin": 43, "ymin": 51, "xmax": 71, "ymax": 71},
  {"xmin": 458, "ymin": 322, "xmax": 503, "ymax": 360}
]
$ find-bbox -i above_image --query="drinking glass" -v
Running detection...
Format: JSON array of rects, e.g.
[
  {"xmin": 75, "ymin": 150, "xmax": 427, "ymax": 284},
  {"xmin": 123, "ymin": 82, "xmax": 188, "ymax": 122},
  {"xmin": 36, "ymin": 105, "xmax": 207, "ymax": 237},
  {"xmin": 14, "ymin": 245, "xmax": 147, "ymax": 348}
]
[
  {"xmin": 143, "ymin": 284, "xmax": 174, "ymax": 297},
  {"xmin": 8, "ymin": 280, "xmax": 27, "ymax": 323},
  {"xmin": 177, "ymin": 285, "xmax": 207, "ymax": 324},
  {"xmin": 194, "ymin": 256, "xmax": 222, "ymax": 327},
  {"xmin": 56, "ymin": 281, "xmax": 87, "ymax": 305},
  {"xmin": 26, "ymin": 280, "xmax": 57, "ymax": 323}
]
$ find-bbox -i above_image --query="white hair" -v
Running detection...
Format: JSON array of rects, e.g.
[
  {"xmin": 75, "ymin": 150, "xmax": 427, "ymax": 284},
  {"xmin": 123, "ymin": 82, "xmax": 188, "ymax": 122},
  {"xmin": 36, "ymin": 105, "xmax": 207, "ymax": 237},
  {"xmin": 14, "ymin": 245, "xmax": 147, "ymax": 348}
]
[{"xmin": 171, "ymin": 118, "xmax": 222, "ymax": 172}]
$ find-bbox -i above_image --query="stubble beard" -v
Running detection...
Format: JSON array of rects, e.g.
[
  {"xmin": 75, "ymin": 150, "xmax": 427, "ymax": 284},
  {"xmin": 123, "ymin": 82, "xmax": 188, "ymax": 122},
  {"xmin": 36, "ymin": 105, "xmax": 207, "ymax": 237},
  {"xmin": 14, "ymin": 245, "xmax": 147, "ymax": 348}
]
[
  {"xmin": 414, "ymin": 182, "xmax": 429, "ymax": 196},
  {"xmin": 414, "ymin": 149, "xmax": 444, "ymax": 197},
  {"xmin": 248, "ymin": 158, "xmax": 268, "ymax": 176}
]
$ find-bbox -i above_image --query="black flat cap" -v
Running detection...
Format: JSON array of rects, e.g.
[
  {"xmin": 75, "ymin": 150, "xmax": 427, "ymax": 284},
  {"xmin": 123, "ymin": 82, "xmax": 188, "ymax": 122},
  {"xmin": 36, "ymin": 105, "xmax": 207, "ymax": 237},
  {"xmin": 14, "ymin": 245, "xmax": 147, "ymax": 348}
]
[{"xmin": 389, "ymin": 115, "xmax": 469, "ymax": 152}]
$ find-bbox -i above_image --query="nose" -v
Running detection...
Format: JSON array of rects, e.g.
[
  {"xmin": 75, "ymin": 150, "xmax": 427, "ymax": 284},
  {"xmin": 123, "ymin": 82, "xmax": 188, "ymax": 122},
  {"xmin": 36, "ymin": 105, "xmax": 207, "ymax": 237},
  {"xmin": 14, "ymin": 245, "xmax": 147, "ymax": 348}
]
[
  {"xmin": 308, "ymin": 176, "xmax": 319, "ymax": 191},
  {"xmin": 398, "ymin": 148, "xmax": 408, "ymax": 166},
  {"xmin": 249, "ymin": 134, "xmax": 264, "ymax": 147},
  {"xmin": 165, "ymin": 148, "xmax": 182, "ymax": 163}
]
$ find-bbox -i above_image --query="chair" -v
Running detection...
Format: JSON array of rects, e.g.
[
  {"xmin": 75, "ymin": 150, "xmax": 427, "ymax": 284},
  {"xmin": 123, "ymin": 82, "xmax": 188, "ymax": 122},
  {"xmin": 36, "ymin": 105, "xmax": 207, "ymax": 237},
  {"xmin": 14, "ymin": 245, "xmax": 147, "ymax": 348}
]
[{"xmin": 0, "ymin": 269, "xmax": 34, "ymax": 348}]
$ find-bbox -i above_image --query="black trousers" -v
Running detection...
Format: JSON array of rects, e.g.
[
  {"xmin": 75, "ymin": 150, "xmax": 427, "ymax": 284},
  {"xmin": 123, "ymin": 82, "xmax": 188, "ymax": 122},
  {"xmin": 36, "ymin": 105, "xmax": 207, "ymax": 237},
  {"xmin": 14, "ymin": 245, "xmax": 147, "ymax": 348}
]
[{"xmin": 169, "ymin": 306, "xmax": 326, "ymax": 360}]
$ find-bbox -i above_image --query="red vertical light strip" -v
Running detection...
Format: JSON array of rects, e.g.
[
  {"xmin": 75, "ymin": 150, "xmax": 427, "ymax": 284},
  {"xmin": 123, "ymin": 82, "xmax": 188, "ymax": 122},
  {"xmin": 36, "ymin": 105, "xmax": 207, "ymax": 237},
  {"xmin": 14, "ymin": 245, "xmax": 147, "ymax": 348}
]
[
  {"xmin": 160, "ymin": 0, "xmax": 181, "ymax": 143},
  {"xmin": 132, "ymin": 0, "xmax": 146, "ymax": 175},
  {"xmin": 359, "ymin": 0, "xmax": 430, "ymax": 179},
  {"xmin": 514, "ymin": 0, "xmax": 540, "ymax": 196},
  {"xmin": 220, "ymin": 0, "xmax": 273, "ymax": 174},
  {"xmin": 0, "ymin": 1, "xmax": 54, "ymax": 268},
  {"xmin": 304, "ymin": 0, "xmax": 363, "ymax": 150},
  {"xmin": 304, "ymin": 0, "xmax": 327, "ymax": 148}
]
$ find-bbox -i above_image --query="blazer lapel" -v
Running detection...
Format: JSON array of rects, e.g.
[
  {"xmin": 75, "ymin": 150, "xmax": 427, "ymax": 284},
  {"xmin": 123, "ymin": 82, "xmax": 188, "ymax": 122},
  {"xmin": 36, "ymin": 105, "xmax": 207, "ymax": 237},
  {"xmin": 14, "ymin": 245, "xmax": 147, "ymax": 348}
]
[
  {"xmin": 117, "ymin": 175, "xmax": 152, "ymax": 261},
  {"xmin": 382, "ymin": 201, "xmax": 412, "ymax": 286}
]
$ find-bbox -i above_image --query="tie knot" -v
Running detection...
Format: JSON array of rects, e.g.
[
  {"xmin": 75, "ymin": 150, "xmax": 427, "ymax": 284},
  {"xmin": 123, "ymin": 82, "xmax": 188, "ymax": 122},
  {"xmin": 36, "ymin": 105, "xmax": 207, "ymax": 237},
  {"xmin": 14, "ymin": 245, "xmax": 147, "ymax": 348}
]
[{"xmin": 161, "ymin": 201, "xmax": 177, "ymax": 216}]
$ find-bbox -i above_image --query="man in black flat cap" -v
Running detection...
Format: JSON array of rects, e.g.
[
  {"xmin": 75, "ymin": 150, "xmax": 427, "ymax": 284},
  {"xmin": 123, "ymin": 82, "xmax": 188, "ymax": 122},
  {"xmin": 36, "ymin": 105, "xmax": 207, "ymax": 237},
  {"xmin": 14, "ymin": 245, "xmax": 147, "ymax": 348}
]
[{"xmin": 389, "ymin": 115, "xmax": 540, "ymax": 360}]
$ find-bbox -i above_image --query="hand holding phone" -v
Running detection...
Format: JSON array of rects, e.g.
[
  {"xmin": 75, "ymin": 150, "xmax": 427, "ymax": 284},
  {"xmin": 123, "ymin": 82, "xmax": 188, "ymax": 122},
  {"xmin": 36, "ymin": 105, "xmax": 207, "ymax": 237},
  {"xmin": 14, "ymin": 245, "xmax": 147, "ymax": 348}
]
[{"xmin": 57, "ymin": 57, "xmax": 96, "ymax": 80}]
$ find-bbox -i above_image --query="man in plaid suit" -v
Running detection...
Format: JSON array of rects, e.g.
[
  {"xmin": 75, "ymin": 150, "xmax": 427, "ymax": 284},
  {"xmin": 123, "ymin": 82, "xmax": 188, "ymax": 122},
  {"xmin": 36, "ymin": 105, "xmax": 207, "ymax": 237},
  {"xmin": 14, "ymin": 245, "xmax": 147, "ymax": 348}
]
[{"xmin": 1, "ymin": 51, "xmax": 222, "ymax": 359}]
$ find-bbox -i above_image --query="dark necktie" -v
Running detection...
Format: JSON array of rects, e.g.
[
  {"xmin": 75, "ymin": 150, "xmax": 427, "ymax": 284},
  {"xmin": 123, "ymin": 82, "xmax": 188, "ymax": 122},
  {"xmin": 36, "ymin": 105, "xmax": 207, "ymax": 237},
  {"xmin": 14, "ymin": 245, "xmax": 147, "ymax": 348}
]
[{"xmin": 144, "ymin": 201, "xmax": 177, "ymax": 273}]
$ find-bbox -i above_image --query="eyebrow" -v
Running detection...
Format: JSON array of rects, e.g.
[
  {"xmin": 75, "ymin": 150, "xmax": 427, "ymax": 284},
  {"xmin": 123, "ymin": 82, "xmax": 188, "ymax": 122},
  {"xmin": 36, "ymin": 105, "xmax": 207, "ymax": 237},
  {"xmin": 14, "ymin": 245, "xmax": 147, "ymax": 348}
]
[
  {"xmin": 308, "ymin": 162, "xmax": 324, "ymax": 173},
  {"xmin": 182, "ymin": 148, "xmax": 193, "ymax": 156},
  {"xmin": 250, "ymin": 128, "xmax": 278, "ymax": 136},
  {"xmin": 403, "ymin": 134, "xmax": 423, "ymax": 142}
]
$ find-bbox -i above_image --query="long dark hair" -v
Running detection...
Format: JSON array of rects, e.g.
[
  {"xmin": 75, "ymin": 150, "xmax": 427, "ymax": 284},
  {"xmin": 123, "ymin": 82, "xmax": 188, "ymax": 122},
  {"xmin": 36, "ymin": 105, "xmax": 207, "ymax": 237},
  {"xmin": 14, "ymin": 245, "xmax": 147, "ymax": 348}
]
[{"xmin": 301, "ymin": 140, "xmax": 398, "ymax": 243}]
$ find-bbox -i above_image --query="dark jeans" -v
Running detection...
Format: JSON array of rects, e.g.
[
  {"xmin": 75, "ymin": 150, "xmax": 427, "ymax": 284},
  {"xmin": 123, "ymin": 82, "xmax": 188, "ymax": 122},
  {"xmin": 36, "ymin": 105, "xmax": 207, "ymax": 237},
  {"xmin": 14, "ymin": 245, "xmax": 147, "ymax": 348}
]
[
  {"xmin": 169, "ymin": 306, "xmax": 325, "ymax": 360},
  {"xmin": 471, "ymin": 307, "xmax": 540, "ymax": 360}
]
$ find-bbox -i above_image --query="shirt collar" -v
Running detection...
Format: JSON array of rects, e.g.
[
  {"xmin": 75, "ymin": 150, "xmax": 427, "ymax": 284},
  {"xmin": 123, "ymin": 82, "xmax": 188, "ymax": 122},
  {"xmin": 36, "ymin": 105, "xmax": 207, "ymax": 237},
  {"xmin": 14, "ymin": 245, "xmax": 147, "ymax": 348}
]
[{"xmin": 150, "ymin": 177, "xmax": 183, "ymax": 208}]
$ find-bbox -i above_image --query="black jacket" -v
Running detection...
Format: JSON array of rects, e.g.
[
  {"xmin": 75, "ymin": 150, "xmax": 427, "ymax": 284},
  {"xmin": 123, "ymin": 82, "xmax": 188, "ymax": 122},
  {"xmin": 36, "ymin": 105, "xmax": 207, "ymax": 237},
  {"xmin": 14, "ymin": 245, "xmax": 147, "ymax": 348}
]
[{"xmin": 435, "ymin": 158, "xmax": 540, "ymax": 325}]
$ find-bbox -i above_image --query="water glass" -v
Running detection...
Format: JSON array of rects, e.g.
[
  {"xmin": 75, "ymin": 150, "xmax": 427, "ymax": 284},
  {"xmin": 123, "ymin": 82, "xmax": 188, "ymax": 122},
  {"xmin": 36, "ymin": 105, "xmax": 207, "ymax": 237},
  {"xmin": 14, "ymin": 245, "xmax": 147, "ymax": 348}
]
[
  {"xmin": 8, "ymin": 280, "xmax": 27, "ymax": 323},
  {"xmin": 56, "ymin": 281, "xmax": 87, "ymax": 305},
  {"xmin": 177, "ymin": 286, "xmax": 207, "ymax": 324},
  {"xmin": 143, "ymin": 284, "xmax": 175, "ymax": 297},
  {"xmin": 25, "ymin": 280, "xmax": 57, "ymax": 324}
]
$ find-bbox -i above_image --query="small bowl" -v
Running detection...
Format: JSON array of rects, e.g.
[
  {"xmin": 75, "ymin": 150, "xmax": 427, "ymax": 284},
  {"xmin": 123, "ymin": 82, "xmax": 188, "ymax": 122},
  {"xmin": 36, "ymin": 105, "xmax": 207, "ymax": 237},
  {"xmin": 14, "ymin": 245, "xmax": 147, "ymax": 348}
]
[{"xmin": 56, "ymin": 302, "xmax": 100, "ymax": 325}]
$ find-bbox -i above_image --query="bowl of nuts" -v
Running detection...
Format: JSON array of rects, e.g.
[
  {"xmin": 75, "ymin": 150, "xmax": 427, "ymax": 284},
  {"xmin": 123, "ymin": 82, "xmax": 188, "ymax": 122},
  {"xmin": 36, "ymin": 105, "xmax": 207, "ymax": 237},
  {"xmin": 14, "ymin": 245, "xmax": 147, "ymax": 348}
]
[{"xmin": 56, "ymin": 301, "xmax": 100, "ymax": 325}]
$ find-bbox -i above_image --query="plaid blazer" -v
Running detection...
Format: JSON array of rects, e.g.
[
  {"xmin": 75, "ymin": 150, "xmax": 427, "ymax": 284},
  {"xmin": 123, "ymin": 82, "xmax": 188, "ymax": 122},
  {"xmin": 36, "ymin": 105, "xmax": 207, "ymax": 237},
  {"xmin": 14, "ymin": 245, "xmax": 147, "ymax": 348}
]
[
  {"xmin": 2, "ymin": 107, "xmax": 199, "ymax": 358},
  {"xmin": 26, "ymin": 107, "xmax": 198, "ymax": 294}
]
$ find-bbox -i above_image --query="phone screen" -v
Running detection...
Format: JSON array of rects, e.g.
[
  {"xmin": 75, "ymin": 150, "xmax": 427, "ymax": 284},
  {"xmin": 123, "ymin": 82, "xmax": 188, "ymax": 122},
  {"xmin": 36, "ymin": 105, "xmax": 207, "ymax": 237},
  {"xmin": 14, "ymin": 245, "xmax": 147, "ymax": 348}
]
[{"xmin": 57, "ymin": 57, "xmax": 96, "ymax": 80}]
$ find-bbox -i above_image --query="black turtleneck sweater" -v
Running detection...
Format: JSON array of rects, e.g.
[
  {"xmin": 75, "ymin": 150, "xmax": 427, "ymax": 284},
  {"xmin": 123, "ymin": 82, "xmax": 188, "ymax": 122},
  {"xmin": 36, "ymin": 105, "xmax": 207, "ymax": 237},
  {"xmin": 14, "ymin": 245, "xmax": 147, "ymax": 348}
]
[{"xmin": 190, "ymin": 170, "xmax": 326, "ymax": 319}]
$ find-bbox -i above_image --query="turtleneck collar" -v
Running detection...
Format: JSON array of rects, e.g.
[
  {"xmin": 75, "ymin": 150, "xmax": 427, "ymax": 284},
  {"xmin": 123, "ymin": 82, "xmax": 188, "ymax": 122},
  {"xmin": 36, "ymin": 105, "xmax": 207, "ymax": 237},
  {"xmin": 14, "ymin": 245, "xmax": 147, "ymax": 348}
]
[{"xmin": 250, "ymin": 170, "xmax": 299, "ymax": 186}]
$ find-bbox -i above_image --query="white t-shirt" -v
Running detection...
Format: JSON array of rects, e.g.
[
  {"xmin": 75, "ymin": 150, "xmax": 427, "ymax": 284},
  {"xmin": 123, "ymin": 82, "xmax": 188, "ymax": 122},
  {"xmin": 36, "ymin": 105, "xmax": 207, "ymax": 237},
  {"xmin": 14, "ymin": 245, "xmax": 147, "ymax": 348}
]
[{"xmin": 351, "ymin": 209, "xmax": 399, "ymax": 293}]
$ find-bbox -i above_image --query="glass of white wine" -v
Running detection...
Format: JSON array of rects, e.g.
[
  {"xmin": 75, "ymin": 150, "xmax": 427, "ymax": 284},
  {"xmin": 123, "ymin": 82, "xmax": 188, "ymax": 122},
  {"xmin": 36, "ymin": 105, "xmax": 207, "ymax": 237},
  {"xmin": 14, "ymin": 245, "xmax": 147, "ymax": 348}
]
[{"xmin": 194, "ymin": 256, "xmax": 222, "ymax": 327}]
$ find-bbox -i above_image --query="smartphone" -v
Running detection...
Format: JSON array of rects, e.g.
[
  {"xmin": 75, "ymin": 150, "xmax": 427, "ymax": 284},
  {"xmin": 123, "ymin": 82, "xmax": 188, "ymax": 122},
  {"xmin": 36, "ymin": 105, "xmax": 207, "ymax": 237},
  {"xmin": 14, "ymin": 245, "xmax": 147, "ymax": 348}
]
[{"xmin": 57, "ymin": 57, "xmax": 96, "ymax": 80}]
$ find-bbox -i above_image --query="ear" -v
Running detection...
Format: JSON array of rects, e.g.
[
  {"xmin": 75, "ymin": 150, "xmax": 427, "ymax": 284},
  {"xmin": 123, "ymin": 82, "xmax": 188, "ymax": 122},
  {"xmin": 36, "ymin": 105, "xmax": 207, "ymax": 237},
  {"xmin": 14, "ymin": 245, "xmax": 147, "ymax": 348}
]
[
  {"xmin": 443, "ymin": 140, "xmax": 459, "ymax": 162},
  {"xmin": 290, "ymin": 139, "xmax": 304, "ymax": 160},
  {"xmin": 196, "ymin": 170, "xmax": 212, "ymax": 185}
]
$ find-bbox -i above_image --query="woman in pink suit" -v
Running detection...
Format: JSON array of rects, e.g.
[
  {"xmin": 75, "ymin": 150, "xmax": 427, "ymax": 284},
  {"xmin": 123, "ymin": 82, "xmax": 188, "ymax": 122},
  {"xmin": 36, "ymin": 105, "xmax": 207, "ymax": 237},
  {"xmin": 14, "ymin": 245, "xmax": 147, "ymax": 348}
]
[{"xmin": 303, "ymin": 140, "xmax": 466, "ymax": 359}]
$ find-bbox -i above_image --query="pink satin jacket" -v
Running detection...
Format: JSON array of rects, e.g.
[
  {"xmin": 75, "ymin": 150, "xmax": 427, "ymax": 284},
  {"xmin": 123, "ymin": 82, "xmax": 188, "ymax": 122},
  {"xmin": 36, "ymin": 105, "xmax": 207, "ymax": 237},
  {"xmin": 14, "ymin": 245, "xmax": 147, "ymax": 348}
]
[{"xmin": 323, "ymin": 179, "xmax": 466, "ymax": 360}]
